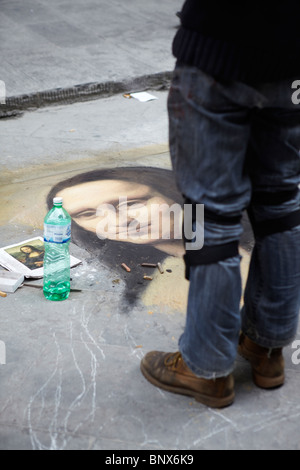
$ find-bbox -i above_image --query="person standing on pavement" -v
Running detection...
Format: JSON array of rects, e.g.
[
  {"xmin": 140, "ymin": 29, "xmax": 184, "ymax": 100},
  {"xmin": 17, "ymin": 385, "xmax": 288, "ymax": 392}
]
[{"xmin": 140, "ymin": 0, "xmax": 300, "ymax": 408}]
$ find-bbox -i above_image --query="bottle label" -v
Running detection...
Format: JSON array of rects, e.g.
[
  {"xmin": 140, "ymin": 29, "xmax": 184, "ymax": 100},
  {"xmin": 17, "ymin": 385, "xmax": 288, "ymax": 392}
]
[{"xmin": 44, "ymin": 223, "xmax": 71, "ymax": 244}]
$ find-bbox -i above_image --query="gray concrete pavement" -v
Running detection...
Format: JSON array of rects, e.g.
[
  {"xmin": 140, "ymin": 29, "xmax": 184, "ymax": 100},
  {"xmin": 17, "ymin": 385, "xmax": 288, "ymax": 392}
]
[
  {"xmin": 1, "ymin": 0, "xmax": 300, "ymax": 451},
  {"xmin": 0, "ymin": 90, "xmax": 170, "ymax": 175},
  {"xmin": 0, "ymin": 0, "xmax": 181, "ymax": 115}
]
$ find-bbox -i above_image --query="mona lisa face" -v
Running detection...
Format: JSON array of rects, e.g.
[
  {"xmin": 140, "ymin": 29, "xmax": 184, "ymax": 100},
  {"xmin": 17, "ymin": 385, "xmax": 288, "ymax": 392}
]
[
  {"xmin": 57, "ymin": 179, "xmax": 182, "ymax": 246},
  {"xmin": 20, "ymin": 246, "xmax": 32, "ymax": 254}
]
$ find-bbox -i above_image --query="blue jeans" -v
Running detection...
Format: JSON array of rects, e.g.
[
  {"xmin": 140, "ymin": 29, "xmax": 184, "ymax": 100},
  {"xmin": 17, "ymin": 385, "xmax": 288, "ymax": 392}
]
[{"xmin": 168, "ymin": 66, "xmax": 300, "ymax": 379}]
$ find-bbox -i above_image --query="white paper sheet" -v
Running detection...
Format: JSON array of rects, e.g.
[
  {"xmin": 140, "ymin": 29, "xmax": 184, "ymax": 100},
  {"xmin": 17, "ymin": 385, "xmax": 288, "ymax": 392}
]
[{"xmin": 130, "ymin": 92, "xmax": 158, "ymax": 102}]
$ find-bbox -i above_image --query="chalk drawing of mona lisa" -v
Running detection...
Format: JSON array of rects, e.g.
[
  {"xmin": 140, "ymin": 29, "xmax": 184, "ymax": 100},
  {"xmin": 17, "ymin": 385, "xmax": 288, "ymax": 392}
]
[{"xmin": 46, "ymin": 166, "xmax": 188, "ymax": 309}]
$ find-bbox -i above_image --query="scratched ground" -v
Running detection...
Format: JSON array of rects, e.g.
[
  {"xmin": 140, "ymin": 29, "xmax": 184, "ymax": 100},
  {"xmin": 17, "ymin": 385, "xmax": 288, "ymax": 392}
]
[{"xmin": 0, "ymin": 223, "xmax": 300, "ymax": 450}]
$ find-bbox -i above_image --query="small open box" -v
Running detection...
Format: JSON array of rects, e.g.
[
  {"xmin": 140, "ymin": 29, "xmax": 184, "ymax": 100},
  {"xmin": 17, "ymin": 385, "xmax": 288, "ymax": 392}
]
[{"xmin": 0, "ymin": 271, "xmax": 25, "ymax": 293}]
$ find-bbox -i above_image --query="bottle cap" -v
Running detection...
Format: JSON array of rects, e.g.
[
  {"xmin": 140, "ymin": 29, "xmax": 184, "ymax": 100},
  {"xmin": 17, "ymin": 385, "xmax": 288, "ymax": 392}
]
[{"xmin": 53, "ymin": 197, "xmax": 63, "ymax": 205}]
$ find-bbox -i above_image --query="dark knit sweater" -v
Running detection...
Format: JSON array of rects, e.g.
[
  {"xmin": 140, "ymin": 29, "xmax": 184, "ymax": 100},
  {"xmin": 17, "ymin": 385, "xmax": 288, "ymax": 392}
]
[{"xmin": 173, "ymin": 1, "xmax": 300, "ymax": 84}]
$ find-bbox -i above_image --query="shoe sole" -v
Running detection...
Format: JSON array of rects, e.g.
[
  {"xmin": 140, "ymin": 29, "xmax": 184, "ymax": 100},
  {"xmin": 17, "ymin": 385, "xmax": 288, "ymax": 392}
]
[
  {"xmin": 238, "ymin": 345, "xmax": 285, "ymax": 389},
  {"xmin": 140, "ymin": 362, "xmax": 235, "ymax": 409}
]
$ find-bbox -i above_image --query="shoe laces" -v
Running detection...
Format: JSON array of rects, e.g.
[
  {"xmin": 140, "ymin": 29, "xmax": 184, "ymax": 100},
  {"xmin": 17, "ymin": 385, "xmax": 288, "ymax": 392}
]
[{"xmin": 164, "ymin": 351, "xmax": 182, "ymax": 368}]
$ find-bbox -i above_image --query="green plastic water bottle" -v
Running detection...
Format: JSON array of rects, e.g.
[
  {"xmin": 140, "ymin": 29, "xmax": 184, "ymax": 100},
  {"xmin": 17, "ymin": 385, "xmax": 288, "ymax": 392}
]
[{"xmin": 43, "ymin": 197, "xmax": 71, "ymax": 301}]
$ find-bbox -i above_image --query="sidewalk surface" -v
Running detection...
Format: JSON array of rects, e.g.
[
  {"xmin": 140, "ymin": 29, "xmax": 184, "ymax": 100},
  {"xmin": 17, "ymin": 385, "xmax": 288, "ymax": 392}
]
[{"xmin": 1, "ymin": 0, "xmax": 300, "ymax": 451}]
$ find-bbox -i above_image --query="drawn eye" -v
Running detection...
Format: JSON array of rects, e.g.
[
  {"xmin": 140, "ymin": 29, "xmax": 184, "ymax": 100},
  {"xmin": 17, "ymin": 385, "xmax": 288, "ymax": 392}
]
[
  {"xmin": 74, "ymin": 209, "xmax": 97, "ymax": 219},
  {"xmin": 116, "ymin": 199, "xmax": 146, "ymax": 210}
]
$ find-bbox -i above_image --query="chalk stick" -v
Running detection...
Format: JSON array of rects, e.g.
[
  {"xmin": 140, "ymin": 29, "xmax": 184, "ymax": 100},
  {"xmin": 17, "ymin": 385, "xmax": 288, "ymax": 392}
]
[{"xmin": 121, "ymin": 263, "xmax": 131, "ymax": 272}]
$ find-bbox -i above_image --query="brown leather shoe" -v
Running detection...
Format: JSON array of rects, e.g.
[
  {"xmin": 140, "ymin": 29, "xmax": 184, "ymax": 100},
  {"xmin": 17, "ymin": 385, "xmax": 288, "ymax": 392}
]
[
  {"xmin": 238, "ymin": 333, "xmax": 285, "ymax": 389},
  {"xmin": 140, "ymin": 351, "xmax": 235, "ymax": 408}
]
